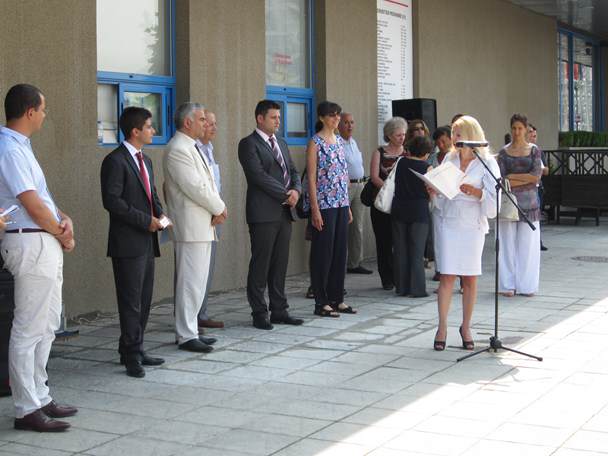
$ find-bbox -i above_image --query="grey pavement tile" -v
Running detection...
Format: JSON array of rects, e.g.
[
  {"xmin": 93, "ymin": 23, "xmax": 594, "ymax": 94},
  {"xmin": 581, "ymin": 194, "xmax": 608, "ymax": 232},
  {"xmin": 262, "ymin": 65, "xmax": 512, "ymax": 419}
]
[
  {"xmin": 278, "ymin": 325, "xmax": 340, "ymax": 337},
  {"xmin": 61, "ymin": 349, "xmax": 118, "ymax": 363},
  {"xmin": 176, "ymin": 406, "xmax": 265, "ymax": 428},
  {"xmin": 0, "ymin": 443, "xmax": 73, "ymax": 456},
  {"xmin": 332, "ymin": 351, "xmax": 401, "ymax": 366},
  {"xmin": 342, "ymin": 407, "xmax": 429, "ymax": 429},
  {"xmin": 251, "ymin": 333, "xmax": 315, "ymax": 346},
  {"xmin": 383, "ymin": 430, "xmax": 477, "ymax": 455},
  {"xmin": 47, "ymin": 358, "xmax": 107, "ymax": 372},
  {"xmin": 340, "ymin": 367, "xmax": 415, "ymax": 393},
  {"xmin": 273, "ymin": 438, "xmax": 369, "ymax": 456},
  {"xmin": 228, "ymin": 341, "xmax": 292, "ymax": 354},
  {"xmin": 279, "ymin": 348, "xmax": 345, "ymax": 360},
  {"xmin": 460, "ymin": 440, "xmax": 556, "ymax": 456},
  {"xmin": 279, "ymin": 370, "xmax": 352, "ymax": 387},
  {"xmin": 72, "ymin": 408, "xmax": 165, "ymax": 434},
  {"xmin": 84, "ymin": 436, "xmax": 191, "ymax": 456},
  {"xmin": 203, "ymin": 349, "xmax": 267, "ymax": 364},
  {"xmin": 333, "ymin": 332, "xmax": 386, "ymax": 342},
  {"xmin": 254, "ymin": 398, "xmax": 360, "ymax": 421},
  {"xmin": 239, "ymin": 414, "xmax": 332, "ymax": 437},
  {"xmin": 200, "ymin": 428, "xmax": 299, "ymax": 455},
  {"xmin": 250, "ymin": 355, "xmax": 320, "ymax": 370},
  {"xmin": 134, "ymin": 421, "xmax": 229, "ymax": 446},
  {"xmin": 168, "ymin": 359, "xmax": 238, "ymax": 374},
  {"xmin": 310, "ymin": 421, "xmax": 402, "ymax": 447},
  {"xmin": 149, "ymin": 385, "xmax": 236, "ymax": 406},
  {"xmin": 303, "ymin": 361, "xmax": 374, "ymax": 377},
  {"xmin": 485, "ymin": 422, "xmax": 572, "ymax": 447},
  {"xmin": 10, "ymin": 428, "xmax": 118, "ymax": 453},
  {"xmin": 304, "ymin": 339, "xmax": 363, "ymax": 350},
  {"xmin": 220, "ymin": 365, "xmax": 293, "ymax": 381},
  {"xmin": 53, "ymin": 335, "xmax": 114, "ymax": 348}
]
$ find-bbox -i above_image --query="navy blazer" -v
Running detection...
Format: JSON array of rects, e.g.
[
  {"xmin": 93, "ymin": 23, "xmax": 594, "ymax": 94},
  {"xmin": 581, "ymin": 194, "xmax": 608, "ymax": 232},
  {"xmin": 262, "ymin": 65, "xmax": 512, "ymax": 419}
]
[
  {"xmin": 100, "ymin": 144, "xmax": 163, "ymax": 258},
  {"xmin": 238, "ymin": 131, "xmax": 301, "ymax": 224}
]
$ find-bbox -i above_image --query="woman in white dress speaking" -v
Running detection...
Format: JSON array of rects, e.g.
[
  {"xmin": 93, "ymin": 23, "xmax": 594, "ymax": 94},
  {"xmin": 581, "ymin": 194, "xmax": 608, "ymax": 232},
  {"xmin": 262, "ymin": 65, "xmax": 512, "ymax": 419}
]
[{"xmin": 430, "ymin": 116, "xmax": 500, "ymax": 351}]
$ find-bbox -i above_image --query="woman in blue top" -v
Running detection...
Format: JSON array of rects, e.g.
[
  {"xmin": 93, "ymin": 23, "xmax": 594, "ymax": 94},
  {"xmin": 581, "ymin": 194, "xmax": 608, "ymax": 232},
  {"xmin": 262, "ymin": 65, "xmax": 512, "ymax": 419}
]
[{"xmin": 306, "ymin": 101, "xmax": 356, "ymax": 317}]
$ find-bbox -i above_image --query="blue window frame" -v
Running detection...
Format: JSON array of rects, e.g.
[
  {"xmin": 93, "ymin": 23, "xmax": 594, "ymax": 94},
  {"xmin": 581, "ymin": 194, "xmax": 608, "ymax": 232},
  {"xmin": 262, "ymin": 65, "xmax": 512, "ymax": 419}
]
[
  {"xmin": 558, "ymin": 27, "xmax": 603, "ymax": 132},
  {"xmin": 96, "ymin": 0, "xmax": 176, "ymax": 145},
  {"xmin": 265, "ymin": 0, "xmax": 314, "ymax": 146}
]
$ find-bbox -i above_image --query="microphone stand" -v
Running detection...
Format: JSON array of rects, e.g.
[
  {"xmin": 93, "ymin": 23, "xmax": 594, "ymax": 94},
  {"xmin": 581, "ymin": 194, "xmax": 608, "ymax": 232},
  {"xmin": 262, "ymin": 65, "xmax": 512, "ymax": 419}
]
[{"xmin": 457, "ymin": 149, "xmax": 542, "ymax": 363}]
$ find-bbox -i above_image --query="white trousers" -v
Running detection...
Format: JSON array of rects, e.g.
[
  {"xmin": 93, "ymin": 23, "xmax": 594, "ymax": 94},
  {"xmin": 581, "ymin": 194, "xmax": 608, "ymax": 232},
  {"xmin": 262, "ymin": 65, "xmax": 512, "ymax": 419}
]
[
  {"xmin": 498, "ymin": 220, "xmax": 540, "ymax": 294},
  {"xmin": 174, "ymin": 241, "xmax": 211, "ymax": 344},
  {"xmin": 1, "ymin": 233, "xmax": 63, "ymax": 418},
  {"xmin": 347, "ymin": 182, "xmax": 365, "ymax": 269}
]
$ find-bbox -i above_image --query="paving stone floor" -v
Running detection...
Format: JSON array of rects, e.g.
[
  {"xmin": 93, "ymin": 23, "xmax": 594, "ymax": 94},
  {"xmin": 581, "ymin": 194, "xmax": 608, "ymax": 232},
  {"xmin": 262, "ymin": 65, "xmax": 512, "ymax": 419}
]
[{"xmin": 2, "ymin": 221, "xmax": 608, "ymax": 455}]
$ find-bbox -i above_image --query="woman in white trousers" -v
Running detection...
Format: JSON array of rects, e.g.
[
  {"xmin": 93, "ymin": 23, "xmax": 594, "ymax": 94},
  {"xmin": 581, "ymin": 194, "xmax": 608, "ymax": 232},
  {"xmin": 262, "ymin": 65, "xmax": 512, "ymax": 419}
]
[
  {"xmin": 430, "ymin": 116, "xmax": 500, "ymax": 351},
  {"xmin": 497, "ymin": 114, "xmax": 543, "ymax": 297}
]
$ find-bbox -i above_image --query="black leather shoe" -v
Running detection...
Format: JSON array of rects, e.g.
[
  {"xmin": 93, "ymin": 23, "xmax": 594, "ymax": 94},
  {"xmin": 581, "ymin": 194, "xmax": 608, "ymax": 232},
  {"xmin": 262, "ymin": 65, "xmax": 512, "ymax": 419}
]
[
  {"xmin": 179, "ymin": 338, "xmax": 214, "ymax": 353},
  {"xmin": 120, "ymin": 354, "xmax": 165, "ymax": 366},
  {"xmin": 252, "ymin": 314, "xmax": 273, "ymax": 330},
  {"xmin": 199, "ymin": 336, "xmax": 217, "ymax": 345},
  {"xmin": 14, "ymin": 410, "xmax": 70, "ymax": 432},
  {"xmin": 347, "ymin": 266, "xmax": 373, "ymax": 274},
  {"xmin": 270, "ymin": 313, "xmax": 304, "ymax": 325},
  {"xmin": 125, "ymin": 360, "xmax": 145, "ymax": 378},
  {"xmin": 41, "ymin": 401, "xmax": 78, "ymax": 418}
]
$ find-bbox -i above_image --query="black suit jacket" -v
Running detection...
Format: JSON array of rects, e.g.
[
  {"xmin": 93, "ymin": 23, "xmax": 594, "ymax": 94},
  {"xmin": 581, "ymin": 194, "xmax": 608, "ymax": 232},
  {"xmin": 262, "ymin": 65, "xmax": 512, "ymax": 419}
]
[
  {"xmin": 238, "ymin": 131, "xmax": 301, "ymax": 224},
  {"xmin": 100, "ymin": 144, "xmax": 163, "ymax": 258}
]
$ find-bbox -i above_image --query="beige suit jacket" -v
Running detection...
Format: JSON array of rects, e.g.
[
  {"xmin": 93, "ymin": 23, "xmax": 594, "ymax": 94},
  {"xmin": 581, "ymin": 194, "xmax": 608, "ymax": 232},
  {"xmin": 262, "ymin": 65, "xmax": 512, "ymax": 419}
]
[{"xmin": 163, "ymin": 131, "xmax": 225, "ymax": 242}]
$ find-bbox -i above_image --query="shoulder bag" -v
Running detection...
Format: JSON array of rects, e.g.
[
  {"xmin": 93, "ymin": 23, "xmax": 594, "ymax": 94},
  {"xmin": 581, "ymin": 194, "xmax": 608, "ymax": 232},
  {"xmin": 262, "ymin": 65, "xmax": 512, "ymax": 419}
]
[{"xmin": 374, "ymin": 157, "xmax": 402, "ymax": 214}]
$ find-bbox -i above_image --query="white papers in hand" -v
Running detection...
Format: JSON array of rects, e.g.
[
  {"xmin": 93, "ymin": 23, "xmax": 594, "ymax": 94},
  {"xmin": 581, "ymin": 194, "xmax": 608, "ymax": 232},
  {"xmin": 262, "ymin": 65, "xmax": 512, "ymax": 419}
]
[
  {"xmin": 159, "ymin": 215, "xmax": 173, "ymax": 229},
  {"xmin": 410, "ymin": 161, "xmax": 465, "ymax": 200},
  {"xmin": 0, "ymin": 205, "xmax": 19, "ymax": 218}
]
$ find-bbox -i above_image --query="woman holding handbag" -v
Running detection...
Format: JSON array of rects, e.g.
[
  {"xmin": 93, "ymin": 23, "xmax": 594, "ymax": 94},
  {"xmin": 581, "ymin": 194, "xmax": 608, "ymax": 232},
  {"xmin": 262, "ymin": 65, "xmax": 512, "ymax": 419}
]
[
  {"xmin": 430, "ymin": 116, "xmax": 500, "ymax": 351},
  {"xmin": 369, "ymin": 117, "xmax": 408, "ymax": 290},
  {"xmin": 305, "ymin": 101, "xmax": 356, "ymax": 317},
  {"xmin": 497, "ymin": 114, "xmax": 543, "ymax": 297}
]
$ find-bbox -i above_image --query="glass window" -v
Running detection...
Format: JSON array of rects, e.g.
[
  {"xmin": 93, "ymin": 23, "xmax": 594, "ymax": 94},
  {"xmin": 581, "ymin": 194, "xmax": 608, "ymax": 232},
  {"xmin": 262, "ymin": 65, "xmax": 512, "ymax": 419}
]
[
  {"xmin": 558, "ymin": 33, "xmax": 570, "ymax": 132},
  {"xmin": 265, "ymin": 0, "xmax": 313, "ymax": 146},
  {"xmin": 265, "ymin": 0, "xmax": 310, "ymax": 88},
  {"xmin": 573, "ymin": 37, "xmax": 593, "ymax": 131},
  {"xmin": 96, "ymin": 0, "xmax": 175, "ymax": 145},
  {"xmin": 97, "ymin": 0, "xmax": 171, "ymax": 76}
]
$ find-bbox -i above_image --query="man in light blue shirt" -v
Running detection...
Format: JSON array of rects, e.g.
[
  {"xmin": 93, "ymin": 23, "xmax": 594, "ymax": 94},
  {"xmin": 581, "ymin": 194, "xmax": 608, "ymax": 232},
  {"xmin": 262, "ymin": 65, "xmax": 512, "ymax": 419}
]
[
  {"xmin": 339, "ymin": 113, "xmax": 372, "ymax": 274},
  {"xmin": 195, "ymin": 110, "xmax": 225, "ymax": 329},
  {"xmin": 0, "ymin": 84, "xmax": 77, "ymax": 432}
]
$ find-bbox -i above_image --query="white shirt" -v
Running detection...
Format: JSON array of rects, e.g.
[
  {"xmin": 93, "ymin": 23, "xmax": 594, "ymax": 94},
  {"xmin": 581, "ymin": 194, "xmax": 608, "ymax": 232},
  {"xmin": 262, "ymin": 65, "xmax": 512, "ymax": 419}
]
[
  {"xmin": 123, "ymin": 140, "xmax": 150, "ymax": 183},
  {"xmin": 341, "ymin": 136, "xmax": 365, "ymax": 180}
]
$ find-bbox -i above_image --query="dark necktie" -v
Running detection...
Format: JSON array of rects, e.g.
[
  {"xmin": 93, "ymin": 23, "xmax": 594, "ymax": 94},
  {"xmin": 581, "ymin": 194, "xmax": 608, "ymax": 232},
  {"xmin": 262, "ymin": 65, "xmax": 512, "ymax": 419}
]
[
  {"xmin": 136, "ymin": 152, "xmax": 153, "ymax": 213},
  {"xmin": 269, "ymin": 136, "xmax": 290, "ymax": 188}
]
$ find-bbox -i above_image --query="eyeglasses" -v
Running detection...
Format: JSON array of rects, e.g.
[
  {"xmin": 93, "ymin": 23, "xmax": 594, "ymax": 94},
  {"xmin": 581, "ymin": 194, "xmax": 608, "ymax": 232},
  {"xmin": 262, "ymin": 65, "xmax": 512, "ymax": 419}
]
[{"xmin": 326, "ymin": 112, "xmax": 341, "ymax": 118}]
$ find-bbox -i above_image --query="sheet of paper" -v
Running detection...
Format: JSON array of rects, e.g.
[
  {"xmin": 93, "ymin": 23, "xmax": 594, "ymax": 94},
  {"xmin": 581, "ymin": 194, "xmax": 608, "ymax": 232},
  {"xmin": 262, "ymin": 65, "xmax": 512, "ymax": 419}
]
[
  {"xmin": 159, "ymin": 215, "xmax": 172, "ymax": 229},
  {"xmin": 410, "ymin": 161, "xmax": 465, "ymax": 200},
  {"xmin": 0, "ymin": 205, "xmax": 19, "ymax": 218}
]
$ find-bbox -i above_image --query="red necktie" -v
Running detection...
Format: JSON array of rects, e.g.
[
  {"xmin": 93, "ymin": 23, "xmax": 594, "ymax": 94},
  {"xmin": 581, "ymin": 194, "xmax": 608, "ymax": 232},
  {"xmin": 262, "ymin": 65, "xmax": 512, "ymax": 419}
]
[
  {"xmin": 269, "ymin": 136, "xmax": 290, "ymax": 188},
  {"xmin": 136, "ymin": 152, "xmax": 153, "ymax": 214}
]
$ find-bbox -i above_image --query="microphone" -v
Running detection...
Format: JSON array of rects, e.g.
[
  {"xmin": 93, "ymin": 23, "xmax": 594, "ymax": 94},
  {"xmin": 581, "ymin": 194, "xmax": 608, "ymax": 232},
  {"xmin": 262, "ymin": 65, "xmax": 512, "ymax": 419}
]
[{"xmin": 455, "ymin": 140, "xmax": 489, "ymax": 148}]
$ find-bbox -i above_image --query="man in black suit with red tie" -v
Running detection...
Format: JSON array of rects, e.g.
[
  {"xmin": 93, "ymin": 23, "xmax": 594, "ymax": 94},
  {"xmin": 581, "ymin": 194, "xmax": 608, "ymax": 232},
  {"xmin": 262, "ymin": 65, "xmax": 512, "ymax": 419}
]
[
  {"xmin": 100, "ymin": 107, "xmax": 167, "ymax": 378},
  {"xmin": 238, "ymin": 100, "xmax": 303, "ymax": 330}
]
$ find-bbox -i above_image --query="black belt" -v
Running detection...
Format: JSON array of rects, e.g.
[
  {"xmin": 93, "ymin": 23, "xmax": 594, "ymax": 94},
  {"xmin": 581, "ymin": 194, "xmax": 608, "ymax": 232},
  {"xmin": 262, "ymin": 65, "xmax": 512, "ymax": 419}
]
[
  {"xmin": 350, "ymin": 177, "xmax": 367, "ymax": 183},
  {"xmin": 5, "ymin": 228, "xmax": 46, "ymax": 234}
]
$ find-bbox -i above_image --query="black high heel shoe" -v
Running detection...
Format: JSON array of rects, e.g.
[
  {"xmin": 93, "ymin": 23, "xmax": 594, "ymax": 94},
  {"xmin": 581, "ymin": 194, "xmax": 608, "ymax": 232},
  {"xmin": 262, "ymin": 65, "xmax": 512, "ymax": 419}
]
[
  {"xmin": 459, "ymin": 326, "xmax": 474, "ymax": 350},
  {"xmin": 433, "ymin": 330, "xmax": 446, "ymax": 351}
]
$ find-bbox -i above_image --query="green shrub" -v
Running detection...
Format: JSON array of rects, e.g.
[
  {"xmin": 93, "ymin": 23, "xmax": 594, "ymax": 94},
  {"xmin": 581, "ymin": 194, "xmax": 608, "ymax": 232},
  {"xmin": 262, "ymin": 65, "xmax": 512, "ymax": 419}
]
[{"xmin": 559, "ymin": 131, "xmax": 608, "ymax": 148}]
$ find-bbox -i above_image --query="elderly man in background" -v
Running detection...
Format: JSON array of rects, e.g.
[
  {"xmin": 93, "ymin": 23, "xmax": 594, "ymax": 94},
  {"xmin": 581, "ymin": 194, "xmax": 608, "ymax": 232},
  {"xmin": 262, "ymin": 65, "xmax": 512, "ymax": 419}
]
[
  {"xmin": 340, "ymin": 113, "xmax": 372, "ymax": 275},
  {"xmin": 196, "ymin": 110, "xmax": 225, "ymax": 329}
]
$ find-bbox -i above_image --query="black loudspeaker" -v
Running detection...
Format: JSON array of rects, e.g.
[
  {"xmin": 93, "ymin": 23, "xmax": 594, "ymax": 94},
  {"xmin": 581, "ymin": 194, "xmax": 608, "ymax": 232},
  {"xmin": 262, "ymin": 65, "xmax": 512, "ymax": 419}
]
[{"xmin": 392, "ymin": 98, "xmax": 437, "ymax": 133}]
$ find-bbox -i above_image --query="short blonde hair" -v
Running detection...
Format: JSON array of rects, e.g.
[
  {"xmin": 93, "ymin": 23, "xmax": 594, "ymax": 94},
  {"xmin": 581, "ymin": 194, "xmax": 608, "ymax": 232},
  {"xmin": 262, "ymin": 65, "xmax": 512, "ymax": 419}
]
[
  {"xmin": 451, "ymin": 115, "xmax": 492, "ymax": 158},
  {"xmin": 383, "ymin": 117, "xmax": 407, "ymax": 143}
]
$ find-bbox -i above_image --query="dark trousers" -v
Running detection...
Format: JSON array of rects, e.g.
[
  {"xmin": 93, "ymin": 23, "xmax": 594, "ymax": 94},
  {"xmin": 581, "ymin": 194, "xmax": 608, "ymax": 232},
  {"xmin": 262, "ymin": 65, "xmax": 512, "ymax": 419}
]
[
  {"xmin": 310, "ymin": 207, "xmax": 349, "ymax": 307},
  {"xmin": 371, "ymin": 206, "xmax": 394, "ymax": 287},
  {"xmin": 392, "ymin": 220, "xmax": 428, "ymax": 296},
  {"xmin": 111, "ymin": 255, "xmax": 154, "ymax": 360},
  {"xmin": 247, "ymin": 213, "xmax": 292, "ymax": 316}
]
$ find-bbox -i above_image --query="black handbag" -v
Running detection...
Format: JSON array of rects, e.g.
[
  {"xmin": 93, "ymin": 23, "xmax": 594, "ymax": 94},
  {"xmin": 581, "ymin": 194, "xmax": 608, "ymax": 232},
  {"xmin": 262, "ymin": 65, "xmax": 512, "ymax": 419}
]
[
  {"xmin": 295, "ymin": 168, "xmax": 309, "ymax": 219},
  {"xmin": 360, "ymin": 179, "xmax": 375, "ymax": 207}
]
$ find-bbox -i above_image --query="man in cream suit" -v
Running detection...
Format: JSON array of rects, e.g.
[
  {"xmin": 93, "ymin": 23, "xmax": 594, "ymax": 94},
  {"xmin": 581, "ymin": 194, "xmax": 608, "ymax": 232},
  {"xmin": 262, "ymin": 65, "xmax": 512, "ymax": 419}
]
[{"xmin": 163, "ymin": 102, "xmax": 227, "ymax": 353}]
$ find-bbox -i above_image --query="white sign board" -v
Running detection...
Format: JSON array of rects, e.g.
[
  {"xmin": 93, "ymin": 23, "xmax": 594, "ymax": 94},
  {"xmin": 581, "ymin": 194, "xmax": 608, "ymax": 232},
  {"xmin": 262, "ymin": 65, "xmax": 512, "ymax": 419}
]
[{"xmin": 377, "ymin": 0, "xmax": 413, "ymax": 143}]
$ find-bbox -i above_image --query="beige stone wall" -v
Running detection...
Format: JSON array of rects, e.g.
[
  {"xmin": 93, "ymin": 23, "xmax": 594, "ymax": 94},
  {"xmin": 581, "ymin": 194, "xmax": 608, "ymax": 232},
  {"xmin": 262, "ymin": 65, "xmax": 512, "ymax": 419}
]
[
  {"xmin": 316, "ymin": 0, "xmax": 379, "ymax": 260},
  {"xmin": 414, "ymin": 0, "xmax": 559, "ymax": 150}
]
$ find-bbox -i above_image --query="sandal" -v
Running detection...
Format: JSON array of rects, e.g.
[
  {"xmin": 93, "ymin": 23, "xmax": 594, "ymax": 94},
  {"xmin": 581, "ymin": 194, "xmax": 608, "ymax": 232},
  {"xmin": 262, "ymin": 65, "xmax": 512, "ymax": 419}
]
[
  {"xmin": 459, "ymin": 326, "xmax": 474, "ymax": 350},
  {"xmin": 518, "ymin": 292, "xmax": 535, "ymax": 297},
  {"xmin": 305, "ymin": 286, "xmax": 315, "ymax": 299},
  {"xmin": 314, "ymin": 305, "xmax": 340, "ymax": 318},
  {"xmin": 333, "ymin": 303, "xmax": 357, "ymax": 314},
  {"xmin": 499, "ymin": 291, "xmax": 515, "ymax": 297},
  {"xmin": 433, "ymin": 330, "xmax": 446, "ymax": 351}
]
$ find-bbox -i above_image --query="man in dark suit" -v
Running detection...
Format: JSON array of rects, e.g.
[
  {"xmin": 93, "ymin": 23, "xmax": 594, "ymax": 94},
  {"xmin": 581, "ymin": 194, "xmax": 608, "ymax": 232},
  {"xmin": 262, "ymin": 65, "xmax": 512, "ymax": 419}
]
[
  {"xmin": 100, "ymin": 107, "xmax": 167, "ymax": 378},
  {"xmin": 238, "ymin": 100, "xmax": 304, "ymax": 330}
]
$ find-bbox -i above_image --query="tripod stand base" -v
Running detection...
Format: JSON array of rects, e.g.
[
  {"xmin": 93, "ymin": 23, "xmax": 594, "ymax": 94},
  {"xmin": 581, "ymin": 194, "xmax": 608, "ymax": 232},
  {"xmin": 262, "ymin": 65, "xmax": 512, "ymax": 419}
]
[{"xmin": 456, "ymin": 336, "xmax": 543, "ymax": 362}]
